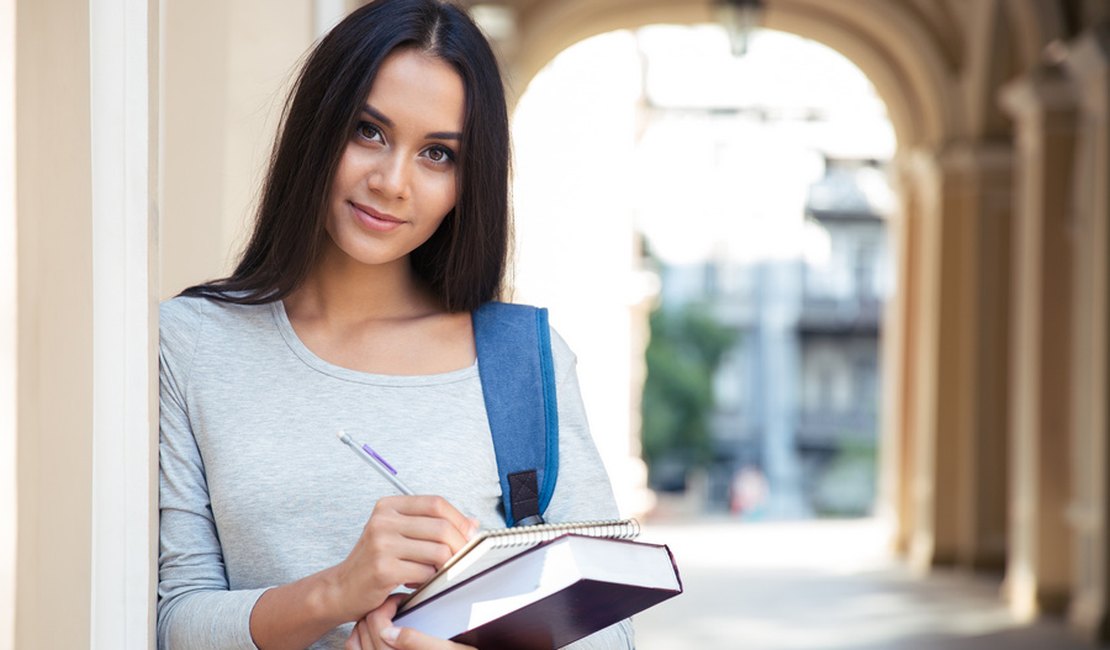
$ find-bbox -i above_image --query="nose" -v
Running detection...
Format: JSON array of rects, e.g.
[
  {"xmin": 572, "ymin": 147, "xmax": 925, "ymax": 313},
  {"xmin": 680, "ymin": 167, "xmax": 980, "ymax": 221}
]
[{"xmin": 368, "ymin": 153, "xmax": 411, "ymax": 200}]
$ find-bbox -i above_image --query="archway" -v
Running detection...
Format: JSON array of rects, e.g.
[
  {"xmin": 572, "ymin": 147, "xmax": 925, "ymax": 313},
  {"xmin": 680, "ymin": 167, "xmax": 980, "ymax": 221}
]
[
  {"xmin": 493, "ymin": 0, "xmax": 1068, "ymax": 576},
  {"xmin": 510, "ymin": 23, "xmax": 898, "ymax": 523}
]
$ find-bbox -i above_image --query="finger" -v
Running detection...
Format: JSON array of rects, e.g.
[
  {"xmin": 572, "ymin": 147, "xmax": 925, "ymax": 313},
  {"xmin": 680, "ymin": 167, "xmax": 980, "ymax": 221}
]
[
  {"xmin": 380, "ymin": 496, "xmax": 477, "ymax": 541},
  {"xmin": 356, "ymin": 616, "xmax": 377, "ymax": 650},
  {"xmin": 382, "ymin": 592, "xmax": 406, "ymax": 615},
  {"xmin": 366, "ymin": 512, "xmax": 470, "ymax": 559},
  {"xmin": 395, "ymin": 515, "xmax": 473, "ymax": 555},
  {"xmin": 366, "ymin": 556, "xmax": 439, "ymax": 592},
  {"xmin": 367, "ymin": 595, "xmax": 403, "ymax": 650},
  {"xmin": 344, "ymin": 624, "xmax": 362, "ymax": 650},
  {"xmin": 393, "ymin": 536, "xmax": 457, "ymax": 569},
  {"xmin": 380, "ymin": 625, "xmax": 475, "ymax": 649}
]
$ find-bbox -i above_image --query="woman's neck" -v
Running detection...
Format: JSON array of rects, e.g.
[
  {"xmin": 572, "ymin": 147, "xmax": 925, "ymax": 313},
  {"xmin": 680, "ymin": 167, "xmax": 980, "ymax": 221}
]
[
  {"xmin": 279, "ymin": 245, "xmax": 475, "ymax": 376},
  {"xmin": 284, "ymin": 248, "xmax": 441, "ymax": 326}
]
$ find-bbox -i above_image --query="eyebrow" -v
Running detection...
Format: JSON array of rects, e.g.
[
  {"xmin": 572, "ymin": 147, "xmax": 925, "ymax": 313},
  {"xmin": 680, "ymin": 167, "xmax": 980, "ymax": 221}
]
[{"xmin": 361, "ymin": 104, "xmax": 462, "ymax": 141}]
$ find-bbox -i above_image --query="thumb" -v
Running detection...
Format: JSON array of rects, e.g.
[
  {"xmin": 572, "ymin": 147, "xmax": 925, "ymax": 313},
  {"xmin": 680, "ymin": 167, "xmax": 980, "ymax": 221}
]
[
  {"xmin": 379, "ymin": 625, "xmax": 415, "ymax": 648},
  {"xmin": 379, "ymin": 625, "xmax": 403, "ymax": 647},
  {"xmin": 379, "ymin": 625, "xmax": 471, "ymax": 649}
]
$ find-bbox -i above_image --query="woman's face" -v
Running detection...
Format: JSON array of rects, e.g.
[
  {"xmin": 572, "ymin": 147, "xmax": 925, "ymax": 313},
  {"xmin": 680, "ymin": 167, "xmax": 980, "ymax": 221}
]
[{"xmin": 325, "ymin": 48, "xmax": 464, "ymax": 270}]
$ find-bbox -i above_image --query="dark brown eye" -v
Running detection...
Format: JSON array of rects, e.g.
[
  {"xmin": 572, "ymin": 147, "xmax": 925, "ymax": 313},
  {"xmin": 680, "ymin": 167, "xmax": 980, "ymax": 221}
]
[
  {"xmin": 355, "ymin": 121, "xmax": 383, "ymax": 142},
  {"xmin": 425, "ymin": 145, "xmax": 455, "ymax": 164}
]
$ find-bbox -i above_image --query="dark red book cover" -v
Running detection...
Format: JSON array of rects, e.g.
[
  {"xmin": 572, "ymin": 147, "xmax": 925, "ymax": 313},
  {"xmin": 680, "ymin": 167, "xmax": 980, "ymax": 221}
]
[
  {"xmin": 452, "ymin": 575, "xmax": 682, "ymax": 649},
  {"xmin": 396, "ymin": 535, "xmax": 682, "ymax": 648}
]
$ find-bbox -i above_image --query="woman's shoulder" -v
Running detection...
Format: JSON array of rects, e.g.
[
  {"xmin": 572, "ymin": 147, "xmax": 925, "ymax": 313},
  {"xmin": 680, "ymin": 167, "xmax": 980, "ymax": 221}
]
[
  {"xmin": 160, "ymin": 293, "xmax": 273, "ymax": 327},
  {"xmin": 159, "ymin": 294, "xmax": 211, "ymax": 356},
  {"xmin": 159, "ymin": 293, "xmax": 208, "ymax": 329},
  {"xmin": 545, "ymin": 320, "xmax": 576, "ymax": 367},
  {"xmin": 158, "ymin": 296, "xmax": 213, "ymax": 391},
  {"xmin": 159, "ymin": 293, "xmax": 276, "ymax": 354}
]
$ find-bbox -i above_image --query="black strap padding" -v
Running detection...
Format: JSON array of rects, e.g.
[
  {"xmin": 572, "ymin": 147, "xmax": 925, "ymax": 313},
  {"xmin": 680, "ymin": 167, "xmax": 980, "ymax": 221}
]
[{"xmin": 508, "ymin": 470, "xmax": 542, "ymax": 525}]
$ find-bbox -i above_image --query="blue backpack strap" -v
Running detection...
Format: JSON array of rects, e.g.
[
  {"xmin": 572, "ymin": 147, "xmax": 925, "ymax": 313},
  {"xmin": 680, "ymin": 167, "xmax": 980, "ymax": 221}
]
[{"xmin": 472, "ymin": 302, "xmax": 559, "ymax": 527}]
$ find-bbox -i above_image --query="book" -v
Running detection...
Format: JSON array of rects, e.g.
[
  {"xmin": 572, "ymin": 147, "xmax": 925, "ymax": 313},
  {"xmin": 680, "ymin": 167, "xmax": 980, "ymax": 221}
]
[
  {"xmin": 399, "ymin": 519, "xmax": 643, "ymax": 610},
  {"xmin": 393, "ymin": 519, "xmax": 682, "ymax": 649}
]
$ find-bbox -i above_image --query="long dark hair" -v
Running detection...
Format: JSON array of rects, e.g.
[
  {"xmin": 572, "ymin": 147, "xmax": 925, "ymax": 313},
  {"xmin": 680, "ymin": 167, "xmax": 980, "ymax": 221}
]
[{"xmin": 182, "ymin": 0, "xmax": 510, "ymax": 312}]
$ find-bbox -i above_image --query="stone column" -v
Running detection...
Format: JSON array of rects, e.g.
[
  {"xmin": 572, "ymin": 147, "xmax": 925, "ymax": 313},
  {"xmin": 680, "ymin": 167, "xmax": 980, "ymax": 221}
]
[
  {"xmin": 899, "ymin": 143, "xmax": 1014, "ymax": 572},
  {"xmin": 902, "ymin": 151, "xmax": 943, "ymax": 570},
  {"xmin": 938, "ymin": 143, "xmax": 1014, "ymax": 572},
  {"xmin": 881, "ymin": 158, "xmax": 920, "ymax": 555},
  {"xmin": 1000, "ymin": 59, "xmax": 1079, "ymax": 618},
  {"xmin": 1065, "ymin": 24, "xmax": 1110, "ymax": 642}
]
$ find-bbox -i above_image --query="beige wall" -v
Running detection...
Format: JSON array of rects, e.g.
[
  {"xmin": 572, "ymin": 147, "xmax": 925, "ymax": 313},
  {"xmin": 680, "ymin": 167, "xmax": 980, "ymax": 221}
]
[
  {"xmin": 15, "ymin": 0, "xmax": 95, "ymax": 646},
  {"xmin": 1, "ymin": 0, "xmax": 16, "ymax": 646},
  {"xmin": 161, "ymin": 0, "xmax": 314, "ymax": 298}
]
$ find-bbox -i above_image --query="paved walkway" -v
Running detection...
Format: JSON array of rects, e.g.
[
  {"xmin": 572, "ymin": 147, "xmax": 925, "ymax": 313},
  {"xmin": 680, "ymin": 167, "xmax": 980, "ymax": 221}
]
[{"xmin": 631, "ymin": 518, "xmax": 1102, "ymax": 649}]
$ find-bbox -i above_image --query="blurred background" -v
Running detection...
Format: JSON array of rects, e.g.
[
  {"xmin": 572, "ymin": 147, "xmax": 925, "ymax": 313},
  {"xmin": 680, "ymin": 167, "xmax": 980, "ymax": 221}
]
[{"xmin": 5, "ymin": 0, "xmax": 1110, "ymax": 648}]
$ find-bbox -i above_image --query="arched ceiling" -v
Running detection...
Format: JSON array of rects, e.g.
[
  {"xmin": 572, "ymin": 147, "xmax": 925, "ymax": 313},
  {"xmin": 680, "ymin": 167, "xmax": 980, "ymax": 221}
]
[{"xmin": 462, "ymin": 0, "xmax": 1065, "ymax": 151}]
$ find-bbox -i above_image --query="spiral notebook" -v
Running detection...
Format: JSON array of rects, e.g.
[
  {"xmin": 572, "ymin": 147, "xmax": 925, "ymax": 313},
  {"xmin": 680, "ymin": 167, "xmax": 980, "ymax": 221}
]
[
  {"xmin": 393, "ymin": 519, "xmax": 682, "ymax": 648},
  {"xmin": 399, "ymin": 518, "xmax": 642, "ymax": 611}
]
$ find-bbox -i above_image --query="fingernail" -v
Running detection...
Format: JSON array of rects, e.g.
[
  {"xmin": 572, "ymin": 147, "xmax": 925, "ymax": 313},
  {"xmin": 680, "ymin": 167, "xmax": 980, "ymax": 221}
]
[
  {"xmin": 467, "ymin": 521, "xmax": 481, "ymax": 541},
  {"xmin": 380, "ymin": 626, "xmax": 401, "ymax": 643}
]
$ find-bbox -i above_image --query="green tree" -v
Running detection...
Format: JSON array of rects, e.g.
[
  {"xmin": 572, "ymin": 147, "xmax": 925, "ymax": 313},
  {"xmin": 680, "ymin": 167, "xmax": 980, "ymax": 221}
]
[{"xmin": 641, "ymin": 303, "xmax": 736, "ymax": 476}]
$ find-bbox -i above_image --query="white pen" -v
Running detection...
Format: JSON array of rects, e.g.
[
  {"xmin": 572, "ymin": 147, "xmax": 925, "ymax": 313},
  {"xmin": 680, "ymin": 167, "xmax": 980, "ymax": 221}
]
[{"xmin": 337, "ymin": 430, "xmax": 415, "ymax": 495}]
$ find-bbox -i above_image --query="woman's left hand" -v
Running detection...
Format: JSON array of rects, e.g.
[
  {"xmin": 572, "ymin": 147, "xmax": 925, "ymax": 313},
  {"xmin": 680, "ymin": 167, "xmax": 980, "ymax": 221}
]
[{"xmin": 344, "ymin": 594, "xmax": 476, "ymax": 650}]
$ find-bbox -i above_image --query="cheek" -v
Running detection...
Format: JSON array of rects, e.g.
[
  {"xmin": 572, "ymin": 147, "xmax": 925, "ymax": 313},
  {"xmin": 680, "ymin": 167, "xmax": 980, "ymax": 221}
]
[
  {"xmin": 330, "ymin": 147, "xmax": 360, "ymax": 202},
  {"xmin": 439, "ymin": 177, "xmax": 459, "ymax": 217},
  {"xmin": 417, "ymin": 173, "xmax": 457, "ymax": 227},
  {"xmin": 422, "ymin": 185, "xmax": 456, "ymax": 239}
]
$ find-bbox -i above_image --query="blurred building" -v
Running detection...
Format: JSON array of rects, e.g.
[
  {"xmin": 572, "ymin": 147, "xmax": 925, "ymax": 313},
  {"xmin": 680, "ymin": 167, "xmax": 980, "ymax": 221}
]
[
  {"xmin": 657, "ymin": 158, "xmax": 891, "ymax": 518},
  {"xmin": 6, "ymin": 0, "xmax": 1110, "ymax": 647},
  {"xmin": 796, "ymin": 159, "xmax": 889, "ymax": 515}
]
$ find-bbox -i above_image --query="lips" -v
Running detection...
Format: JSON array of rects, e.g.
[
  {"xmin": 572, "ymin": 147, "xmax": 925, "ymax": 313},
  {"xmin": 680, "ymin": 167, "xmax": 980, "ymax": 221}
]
[{"xmin": 349, "ymin": 201, "xmax": 405, "ymax": 232}]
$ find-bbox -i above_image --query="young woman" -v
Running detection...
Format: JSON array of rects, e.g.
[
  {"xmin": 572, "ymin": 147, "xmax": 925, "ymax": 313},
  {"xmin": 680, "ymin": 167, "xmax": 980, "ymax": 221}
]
[{"xmin": 157, "ymin": 1, "xmax": 633, "ymax": 649}]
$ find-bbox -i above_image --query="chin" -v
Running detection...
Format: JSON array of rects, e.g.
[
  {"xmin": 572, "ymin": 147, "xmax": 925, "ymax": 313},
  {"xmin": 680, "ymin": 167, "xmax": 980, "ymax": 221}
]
[{"xmin": 351, "ymin": 240, "xmax": 425, "ymax": 270}]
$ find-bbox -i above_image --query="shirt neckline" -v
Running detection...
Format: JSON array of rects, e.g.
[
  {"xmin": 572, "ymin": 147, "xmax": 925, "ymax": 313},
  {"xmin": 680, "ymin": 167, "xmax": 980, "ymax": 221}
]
[{"xmin": 269, "ymin": 300, "xmax": 479, "ymax": 386}]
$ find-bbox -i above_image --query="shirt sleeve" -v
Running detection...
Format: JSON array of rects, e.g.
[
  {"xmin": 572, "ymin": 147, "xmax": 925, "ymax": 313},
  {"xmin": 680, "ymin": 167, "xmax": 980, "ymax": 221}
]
[
  {"xmin": 157, "ymin": 298, "xmax": 269, "ymax": 650},
  {"xmin": 545, "ymin": 328, "xmax": 636, "ymax": 650}
]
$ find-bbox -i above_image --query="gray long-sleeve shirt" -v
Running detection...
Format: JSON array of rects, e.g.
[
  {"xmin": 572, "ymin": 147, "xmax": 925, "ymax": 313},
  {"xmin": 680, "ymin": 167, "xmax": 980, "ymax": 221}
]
[{"xmin": 157, "ymin": 296, "xmax": 634, "ymax": 649}]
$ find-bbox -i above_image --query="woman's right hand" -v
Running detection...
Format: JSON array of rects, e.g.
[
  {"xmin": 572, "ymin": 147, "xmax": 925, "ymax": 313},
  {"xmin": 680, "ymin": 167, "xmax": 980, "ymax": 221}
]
[
  {"xmin": 330, "ymin": 495, "xmax": 478, "ymax": 621},
  {"xmin": 249, "ymin": 495, "xmax": 476, "ymax": 649}
]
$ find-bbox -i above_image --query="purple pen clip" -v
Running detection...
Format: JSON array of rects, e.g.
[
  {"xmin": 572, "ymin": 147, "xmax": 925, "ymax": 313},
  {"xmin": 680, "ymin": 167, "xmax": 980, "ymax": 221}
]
[{"xmin": 362, "ymin": 443, "xmax": 398, "ymax": 476}]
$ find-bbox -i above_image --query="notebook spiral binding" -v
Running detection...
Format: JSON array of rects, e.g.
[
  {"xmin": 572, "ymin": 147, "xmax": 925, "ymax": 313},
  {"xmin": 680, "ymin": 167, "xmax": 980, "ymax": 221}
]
[{"xmin": 484, "ymin": 519, "xmax": 641, "ymax": 549}]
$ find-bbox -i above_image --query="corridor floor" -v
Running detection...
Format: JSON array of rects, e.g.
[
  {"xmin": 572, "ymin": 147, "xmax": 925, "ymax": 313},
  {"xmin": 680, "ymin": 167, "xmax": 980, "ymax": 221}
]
[{"xmin": 632, "ymin": 518, "xmax": 1101, "ymax": 650}]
